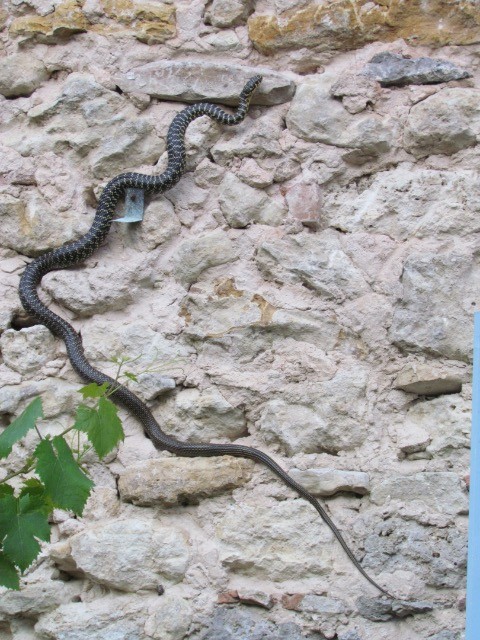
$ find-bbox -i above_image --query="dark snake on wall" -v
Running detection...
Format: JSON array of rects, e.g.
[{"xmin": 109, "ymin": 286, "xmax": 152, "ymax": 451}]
[{"xmin": 18, "ymin": 75, "xmax": 391, "ymax": 598}]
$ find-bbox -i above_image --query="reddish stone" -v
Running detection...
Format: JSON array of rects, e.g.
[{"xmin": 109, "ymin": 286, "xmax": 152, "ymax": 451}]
[
  {"xmin": 217, "ymin": 590, "xmax": 239, "ymax": 604},
  {"xmin": 281, "ymin": 593, "xmax": 305, "ymax": 610},
  {"xmin": 285, "ymin": 181, "xmax": 323, "ymax": 229}
]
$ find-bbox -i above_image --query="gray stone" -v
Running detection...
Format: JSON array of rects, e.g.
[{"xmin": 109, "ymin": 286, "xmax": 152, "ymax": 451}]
[
  {"xmin": 289, "ymin": 468, "xmax": 370, "ymax": 496},
  {"xmin": 256, "ymin": 230, "xmax": 370, "ymax": 302},
  {"xmin": 0, "ymin": 54, "xmax": 50, "ymax": 98},
  {"xmin": 115, "ymin": 61, "xmax": 295, "ymax": 106},
  {"xmin": 0, "ymin": 326, "xmax": 59, "ymax": 374},
  {"xmin": 118, "ymin": 456, "xmax": 253, "ymax": 507},
  {"xmin": 394, "ymin": 363, "xmax": 465, "ymax": 395},
  {"xmin": 199, "ymin": 606, "xmax": 309, "ymax": 640},
  {"xmin": 356, "ymin": 596, "xmax": 433, "ymax": 621},
  {"xmin": 131, "ymin": 373, "xmax": 176, "ymax": 402},
  {"xmin": 173, "ymin": 230, "xmax": 239, "ymax": 285},
  {"xmin": 404, "ymin": 88, "xmax": 480, "ymax": 157},
  {"xmin": 363, "ymin": 52, "xmax": 471, "ymax": 87},
  {"xmin": 370, "ymin": 472, "xmax": 468, "ymax": 515},
  {"xmin": 205, "ymin": 0, "xmax": 254, "ymax": 27},
  {"xmin": 330, "ymin": 73, "xmax": 380, "ymax": 114},
  {"xmin": 50, "ymin": 519, "xmax": 190, "ymax": 592},
  {"xmin": 389, "ymin": 245, "xmax": 479, "ymax": 361},
  {"xmin": 219, "ymin": 172, "xmax": 286, "ymax": 228},
  {"xmin": 299, "ymin": 594, "xmax": 347, "ymax": 615}
]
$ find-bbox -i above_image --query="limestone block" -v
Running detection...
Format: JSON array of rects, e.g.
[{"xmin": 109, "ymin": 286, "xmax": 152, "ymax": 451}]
[
  {"xmin": 404, "ymin": 89, "xmax": 480, "ymax": 157},
  {"xmin": 0, "ymin": 144, "xmax": 36, "ymax": 186},
  {"xmin": 50, "ymin": 519, "xmax": 190, "ymax": 591},
  {"xmin": 214, "ymin": 498, "xmax": 335, "ymax": 580},
  {"xmin": 144, "ymin": 594, "xmax": 193, "ymax": 640},
  {"xmin": 118, "ymin": 456, "xmax": 254, "ymax": 506},
  {"xmin": 173, "ymin": 230, "xmax": 239, "ymax": 285},
  {"xmin": 0, "ymin": 54, "xmax": 50, "ymax": 98},
  {"xmin": 218, "ymin": 172, "xmax": 286, "ymax": 228},
  {"xmin": 394, "ymin": 362, "xmax": 465, "ymax": 395},
  {"xmin": 370, "ymin": 472, "xmax": 468, "ymax": 515},
  {"xmin": 0, "ymin": 191, "xmax": 90, "ymax": 257},
  {"xmin": 201, "ymin": 607, "xmax": 307, "ymax": 640},
  {"xmin": 289, "ymin": 468, "xmax": 370, "ymax": 496},
  {"xmin": 328, "ymin": 167, "xmax": 480, "ymax": 240},
  {"xmin": 257, "ymin": 369, "xmax": 369, "ymax": 455},
  {"xmin": 159, "ymin": 386, "xmax": 248, "ymax": 443},
  {"xmin": 0, "ymin": 326, "xmax": 58, "ymax": 374},
  {"xmin": 256, "ymin": 230, "xmax": 370, "ymax": 302},
  {"xmin": 9, "ymin": 1, "xmax": 89, "ymax": 43},
  {"xmin": 389, "ymin": 245, "xmax": 479, "ymax": 361},
  {"xmin": 128, "ymin": 197, "xmax": 181, "ymax": 252},
  {"xmin": 236, "ymin": 158, "xmax": 274, "ymax": 188},
  {"xmin": 201, "ymin": 30, "xmax": 243, "ymax": 52},
  {"xmin": 287, "ymin": 76, "xmax": 393, "ymax": 160},
  {"xmin": 205, "ymin": 0, "xmax": 253, "ymax": 27},
  {"xmin": 330, "ymin": 73, "xmax": 380, "ymax": 114},
  {"xmin": 362, "ymin": 52, "xmax": 471, "ymax": 87},
  {"xmin": 115, "ymin": 61, "xmax": 295, "ymax": 106},
  {"xmin": 34, "ymin": 594, "xmax": 154, "ymax": 640}
]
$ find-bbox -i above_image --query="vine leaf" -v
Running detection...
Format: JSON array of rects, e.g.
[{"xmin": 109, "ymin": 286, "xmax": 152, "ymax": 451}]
[
  {"xmin": 0, "ymin": 397, "xmax": 43, "ymax": 459},
  {"xmin": 0, "ymin": 551, "xmax": 19, "ymax": 590},
  {"xmin": 78, "ymin": 382, "xmax": 110, "ymax": 399},
  {"xmin": 0, "ymin": 491, "xmax": 50, "ymax": 572},
  {"xmin": 35, "ymin": 436, "xmax": 93, "ymax": 515},
  {"xmin": 74, "ymin": 398, "xmax": 124, "ymax": 459}
]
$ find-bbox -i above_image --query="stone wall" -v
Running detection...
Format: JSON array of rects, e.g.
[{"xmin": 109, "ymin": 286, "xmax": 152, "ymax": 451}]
[{"xmin": 0, "ymin": 1, "xmax": 474, "ymax": 639}]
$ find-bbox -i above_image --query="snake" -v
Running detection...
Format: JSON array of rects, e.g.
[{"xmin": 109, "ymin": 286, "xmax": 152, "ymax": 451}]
[{"xmin": 18, "ymin": 75, "xmax": 392, "ymax": 598}]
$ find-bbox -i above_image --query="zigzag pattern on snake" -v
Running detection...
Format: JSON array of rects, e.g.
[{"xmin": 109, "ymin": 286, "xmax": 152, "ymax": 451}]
[{"xmin": 18, "ymin": 75, "xmax": 391, "ymax": 598}]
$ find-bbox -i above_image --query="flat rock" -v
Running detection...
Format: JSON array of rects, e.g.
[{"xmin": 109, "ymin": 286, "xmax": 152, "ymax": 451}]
[
  {"xmin": 404, "ymin": 88, "xmax": 480, "ymax": 157},
  {"xmin": 118, "ymin": 456, "xmax": 254, "ymax": 507},
  {"xmin": 173, "ymin": 230, "xmax": 239, "ymax": 286},
  {"xmin": 356, "ymin": 596, "xmax": 433, "ymax": 621},
  {"xmin": 289, "ymin": 468, "xmax": 370, "ymax": 496},
  {"xmin": 115, "ymin": 61, "xmax": 295, "ymax": 106},
  {"xmin": 394, "ymin": 362, "xmax": 465, "ymax": 395},
  {"xmin": 50, "ymin": 519, "xmax": 190, "ymax": 592},
  {"xmin": 0, "ymin": 53, "xmax": 50, "ymax": 98},
  {"xmin": 370, "ymin": 472, "xmax": 468, "ymax": 515},
  {"xmin": 362, "ymin": 52, "xmax": 471, "ymax": 87}
]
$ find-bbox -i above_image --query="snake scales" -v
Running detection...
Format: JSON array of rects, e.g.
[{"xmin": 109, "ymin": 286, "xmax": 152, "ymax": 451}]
[{"xmin": 18, "ymin": 75, "xmax": 391, "ymax": 598}]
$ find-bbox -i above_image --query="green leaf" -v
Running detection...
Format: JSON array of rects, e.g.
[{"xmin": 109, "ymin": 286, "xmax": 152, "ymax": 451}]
[
  {"xmin": 0, "ymin": 398, "xmax": 43, "ymax": 459},
  {"xmin": 20, "ymin": 479, "xmax": 53, "ymax": 514},
  {"xmin": 123, "ymin": 372, "xmax": 138, "ymax": 382},
  {"xmin": 0, "ymin": 484, "xmax": 14, "ymax": 498},
  {"xmin": 74, "ymin": 398, "xmax": 124, "ymax": 459},
  {"xmin": 34, "ymin": 436, "xmax": 93, "ymax": 515},
  {"xmin": 78, "ymin": 382, "xmax": 110, "ymax": 399},
  {"xmin": 0, "ymin": 492, "xmax": 50, "ymax": 572},
  {"xmin": 0, "ymin": 551, "xmax": 20, "ymax": 590}
]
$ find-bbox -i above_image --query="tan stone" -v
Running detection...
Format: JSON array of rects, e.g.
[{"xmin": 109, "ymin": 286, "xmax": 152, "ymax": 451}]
[
  {"xmin": 394, "ymin": 363, "xmax": 465, "ymax": 396},
  {"xmin": 248, "ymin": 1, "xmax": 480, "ymax": 55},
  {"xmin": 10, "ymin": 1, "xmax": 89, "ymax": 43},
  {"xmin": 118, "ymin": 456, "xmax": 254, "ymax": 506},
  {"xmin": 99, "ymin": 0, "xmax": 176, "ymax": 44}
]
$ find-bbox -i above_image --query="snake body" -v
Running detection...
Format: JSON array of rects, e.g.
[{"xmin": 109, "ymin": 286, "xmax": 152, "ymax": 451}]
[{"xmin": 18, "ymin": 76, "xmax": 391, "ymax": 598}]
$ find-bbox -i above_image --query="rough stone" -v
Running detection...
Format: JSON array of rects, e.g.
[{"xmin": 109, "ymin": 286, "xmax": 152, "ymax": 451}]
[
  {"xmin": 0, "ymin": 326, "xmax": 60, "ymax": 374},
  {"xmin": 284, "ymin": 178, "xmax": 323, "ymax": 229},
  {"xmin": 356, "ymin": 596, "xmax": 433, "ymax": 621},
  {"xmin": 118, "ymin": 456, "xmax": 253, "ymax": 507},
  {"xmin": 143, "ymin": 593, "xmax": 193, "ymax": 640},
  {"xmin": 205, "ymin": 0, "xmax": 254, "ymax": 27},
  {"xmin": 404, "ymin": 88, "xmax": 480, "ymax": 157},
  {"xmin": 50, "ymin": 519, "xmax": 190, "ymax": 591},
  {"xmin": 0, "ymin": 54, "xmax": 50, "ymax": 98},
  {"xmin": 213, "ymin": 498, "xmax": 335, "ymax": 580},
  {"xmin": 363, "ymin": 52, "xmax": 471, "ymax": 87},
  {"xmin": 370, "ymin": 472, "xmax": 468, "ymax": 515},
  {"xmin": 219, "ymin": 172, "xmax": 286, "ymax": 228},
  {"xmin": 199, "ymin": 604, "xmax": 310, "ymax": 639},
  {"xmin": 289, "ymin": 468, "xmax": 370, "ymax": 496},
  {"xmin": 115, "ymin": 61, "xmax": 295, "ymax": 106},
  {"xmin": 173, "ymin": 230, "xmax": 239, "ymax": 285},
  {"xmin": 394, "ymin": 362, "xmax": 465, "ymax": 395},
  {"xmin": 389, "ymin": 245, "xmax": 479, "ymax": 361},
  {"xmin": 9, "ymin": 0, "xmax": 89, "ymax": 43},
  {"xmin": 287, "ymin": 75, "xmax": 393, "ymax": 160},
  {"xmin": 130, "ymin": 372, "xmax": 176, "ymax": 402},
  {"xmin": 330, "ymin": 73, "xmax": 380, "ymax": 114},
  {"xmin": 256, "ymin": 230, "xmax": 370, "ymax": 302},
  {"xmin": 248, "ymin": 1, "xmax": 480, "ymax": 55},
  {"xmin": 236, "ymin": 159, "xmax": 273, "ymax": 189},
  {"xmin": 327, "ymin": 167, "xmax": 480, "ymax": 240}
]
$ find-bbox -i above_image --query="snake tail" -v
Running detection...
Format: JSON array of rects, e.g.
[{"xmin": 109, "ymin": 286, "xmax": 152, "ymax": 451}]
[{"xmin": 18, "ymin": 75, "xmax": 392, "ymax": 598}]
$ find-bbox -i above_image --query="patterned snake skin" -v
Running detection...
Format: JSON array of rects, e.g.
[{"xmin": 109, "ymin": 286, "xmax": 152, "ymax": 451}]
[{"xmin": 18, "ymin": 76, "xmax": 391, "ymax": 598}]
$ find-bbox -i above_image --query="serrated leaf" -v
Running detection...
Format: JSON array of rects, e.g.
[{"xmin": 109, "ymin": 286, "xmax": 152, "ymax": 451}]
[
  {"xmin": 0, "ymin": 492, "xmax": 50, "ymax": 572},
  {"xmin": 78, "ymin": 382, "xmax": 110, "ymax": 399},
  {"xmin": 0, "ymin": 397, "xmax": 43, "ymax": 459},
  {"xmin": 74, "ymin": 398, "xmax": 124, "ymax": 459},
  {"xmin": 0, "ymin": 484, "xmax": 14, "ymax": 498},
  {"xmin": 35, "ymin": 436, "xmax": 93, "ymax": 515},
  {"xmin": 0, "ymin": 551, "xmax": 20, "ymax": 590},
  {"xmin": 20, "ymin": 479, "xmax": 53, "ymax": 514}
]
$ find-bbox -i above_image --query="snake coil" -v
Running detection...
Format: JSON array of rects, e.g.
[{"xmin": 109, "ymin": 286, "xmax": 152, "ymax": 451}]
[{"xmin": 19, "ymin": 75, "xmax": 391, "ymax": 598}]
